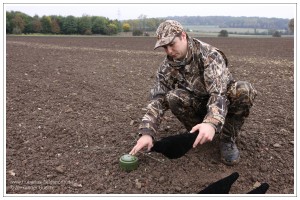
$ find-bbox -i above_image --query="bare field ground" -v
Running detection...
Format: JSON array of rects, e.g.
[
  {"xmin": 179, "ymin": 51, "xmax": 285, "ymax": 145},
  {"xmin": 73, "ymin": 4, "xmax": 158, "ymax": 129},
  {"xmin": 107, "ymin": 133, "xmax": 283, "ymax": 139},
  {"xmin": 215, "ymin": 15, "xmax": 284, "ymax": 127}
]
[{"xmin": 6, "ymin": 36, "xmax": 294, "ymax": 194}]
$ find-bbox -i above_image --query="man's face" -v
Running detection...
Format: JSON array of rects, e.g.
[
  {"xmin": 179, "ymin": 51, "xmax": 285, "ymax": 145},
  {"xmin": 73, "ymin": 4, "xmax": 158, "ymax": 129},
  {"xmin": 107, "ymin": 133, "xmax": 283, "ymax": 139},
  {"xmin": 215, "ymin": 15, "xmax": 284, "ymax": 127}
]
[{"xmin": 162, "ymin": 32, "xmax": 188, "ymax": 60}]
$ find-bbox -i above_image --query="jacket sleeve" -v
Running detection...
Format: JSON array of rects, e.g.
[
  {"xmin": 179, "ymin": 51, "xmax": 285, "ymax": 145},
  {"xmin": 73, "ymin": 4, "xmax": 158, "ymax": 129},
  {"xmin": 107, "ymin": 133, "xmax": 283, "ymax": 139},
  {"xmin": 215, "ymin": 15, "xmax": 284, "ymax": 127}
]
[
  {"xmin": 202, "ymin": 50, "xmax": 231, "ymax": 133},
  {"xmin": 138, "ymin": 62, "xmax": 170, "ymax": 138}
]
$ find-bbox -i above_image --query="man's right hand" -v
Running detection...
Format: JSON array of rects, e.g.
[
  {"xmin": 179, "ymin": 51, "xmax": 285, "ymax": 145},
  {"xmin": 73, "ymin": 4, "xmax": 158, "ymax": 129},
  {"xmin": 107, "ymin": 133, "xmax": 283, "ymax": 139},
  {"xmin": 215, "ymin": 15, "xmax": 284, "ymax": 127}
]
[{"xmin": 129, "ymin": 135, "xmax": 153, "ymax": 155}]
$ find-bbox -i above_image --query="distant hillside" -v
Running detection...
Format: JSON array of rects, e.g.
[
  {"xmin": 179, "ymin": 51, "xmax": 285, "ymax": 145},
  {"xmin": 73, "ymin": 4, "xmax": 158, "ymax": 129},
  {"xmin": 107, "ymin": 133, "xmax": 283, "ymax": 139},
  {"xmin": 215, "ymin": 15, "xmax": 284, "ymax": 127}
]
[{"xmin": 165, "ymin": 16, "xmax": 290, "ymax": 30}]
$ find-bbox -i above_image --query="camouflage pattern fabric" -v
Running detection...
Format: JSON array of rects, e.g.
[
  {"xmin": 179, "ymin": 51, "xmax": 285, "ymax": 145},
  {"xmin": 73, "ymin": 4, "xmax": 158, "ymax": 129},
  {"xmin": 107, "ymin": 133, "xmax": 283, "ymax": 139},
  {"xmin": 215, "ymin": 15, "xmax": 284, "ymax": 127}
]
[
  {"xmin": 139, "ymin": 36, "xmax": 257, "ymax": 139},
  {"xmin": 154, "ymin": 20, "xmax": 184, "ymax": 49}
]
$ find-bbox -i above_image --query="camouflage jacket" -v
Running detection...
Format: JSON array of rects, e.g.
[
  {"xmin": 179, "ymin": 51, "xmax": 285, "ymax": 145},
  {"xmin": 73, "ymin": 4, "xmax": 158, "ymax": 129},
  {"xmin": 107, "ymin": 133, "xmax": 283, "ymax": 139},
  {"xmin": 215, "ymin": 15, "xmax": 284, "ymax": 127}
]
[{"xmin": 139, "ymin": 36, "xmax": 234, "ymax": 137}]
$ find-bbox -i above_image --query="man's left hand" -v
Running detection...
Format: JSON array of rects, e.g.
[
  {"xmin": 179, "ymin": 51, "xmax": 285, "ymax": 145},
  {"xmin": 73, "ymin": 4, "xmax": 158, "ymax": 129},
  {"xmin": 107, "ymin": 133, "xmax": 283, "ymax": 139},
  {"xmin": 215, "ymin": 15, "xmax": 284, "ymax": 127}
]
[{"xmin": 190, "ymin": 123, "xmax": 215, "ymax": 148}]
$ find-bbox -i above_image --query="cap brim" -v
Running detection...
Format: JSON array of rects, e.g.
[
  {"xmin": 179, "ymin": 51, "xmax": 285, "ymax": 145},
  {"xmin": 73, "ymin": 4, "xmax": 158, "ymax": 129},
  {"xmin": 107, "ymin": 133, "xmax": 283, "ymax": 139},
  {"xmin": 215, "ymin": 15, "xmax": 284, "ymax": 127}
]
[
  {"xmin": 153, "ymin": 35, "xmax": 176, "ymax": 50},
  {"xmin": 154, "ymin": 40, "xmax": 163, "ymax": 50}
]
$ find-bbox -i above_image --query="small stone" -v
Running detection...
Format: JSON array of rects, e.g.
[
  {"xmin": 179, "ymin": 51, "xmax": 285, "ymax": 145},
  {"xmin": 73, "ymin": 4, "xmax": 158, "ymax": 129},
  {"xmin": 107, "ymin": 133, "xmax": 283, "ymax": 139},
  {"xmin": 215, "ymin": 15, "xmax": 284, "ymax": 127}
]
[
  {"xmin": 65, "ymin": 108, "xmax": 73, "ymax": 113},
  {"xmin": 158, "ymin": 176, "xmax": 165, "ymax": 183},
  {"xmin": 280, "ymin": 128, "xmax": 289, "ymax": 133},
  {"xmin": 55, "ymin": 165, "xmax": 65, "ymax": 173},
  {"xmin": 273, "ymin": 143, "xmax": 281, "ymax": 148},
  {"xmin": 253, "ymin": 181, "xmax": 261, "ymax": 188},
  {"xmin": 103, "ymin": 116, "xmax": 110, "ymax": 122},
  {"xmin": 277, "ymin": 162, "xmax": 284, "ymax": 168},
  {"xmin": 8, "ymin": 170, "xmax": 16, "ymax": 176},
  {"xmin": 289, "ymin": 141, "xmax": 294, "ymax": 145},
  {"xmin": 260, "ymin": 165, "xmax": 268, "ymax": 172},
  {"xmin": 130, "ymin": 120, "xmax": 135, "ymax": 126},
  {"xmin": 136, "ymin": 182, "xmax": 142, "ymax": 189},
  {"xmin": 135, "ymin": 179, "xmax": 142, "ymax": 189},
  {"xmin": 71, "ymin": 182, "xmax": 82, "ymax": 188},
  {"xmin": 283, "ymin": 188, "xmax": 290, "ymax": 193},
  {"xmin": 175, "ymin": 186, "xmax": 182, "ymax": 192},
  {"xmin": 46, "ymin": 174, "xmax": 54, "ymax": 178}
]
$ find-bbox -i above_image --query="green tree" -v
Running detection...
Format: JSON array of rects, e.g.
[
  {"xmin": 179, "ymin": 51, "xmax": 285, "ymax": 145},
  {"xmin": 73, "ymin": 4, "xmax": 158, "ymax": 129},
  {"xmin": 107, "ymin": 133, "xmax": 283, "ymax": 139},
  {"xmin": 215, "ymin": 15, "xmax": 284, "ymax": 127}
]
[
  {"xmin": 132, "ymin": 29, "xmax": 143, "ymax": 36},
  {"xmin": 218, "ymin": 30, "xmax": 229, "ymax": 37},
  {"xmin": 123, "ymin": 18, "xmax": 164, "ymax": 32},
  {"xmin": 122, "ymin": 23, "xmax": 131, "ymax": 32},
  {"xmin": 78, "ymin": 15, "xmax": 92, "ymax": 35},
  {"xmin": 41, "ymin": 16, "xmax": 52, "ymax": 33},
  {"xmin": 272, "ymin": 31, "xmax": 281, "ymax": 37},
  {"xmin": 50, "ymin": 15, "xmax": 63, "ymax": 30},
  {"xmin": 6, "ymin": 11, "xmax": 14, "ymax": 33},
  {"xmin": 62, "ymin": 15, "xmax": 78, "ymax": 34},
  {"xmin": 51, "ymin": 19, "xmax": 60, "ymax": 34},
  {"xmin": 7, "ymin": 11, "xmax": 33, "ymax": 34},
  {"xmin": 32, "ymin": 15, "xmax": 42, "ymax": 33},
  {"xmin": 288, "ymin": 18, "xmax": 294, "ymax": 34},
  {"xmin": 19, "ymin": 13, "xmax": 33, "ymax": 34},
  {"xmin": 12, "ymin": 13, "xmax": 25, "ymax": 34},
  {"xmin": 107, "ymin": 23, "xmax": 118, "ymax": 35},
  {"xmin": 111, "ymin": 19, "xmax": 122, "ymax": 32},
  {"xmin": 92, "ymin": 16, "xmax": 109, "ymax": 34}
]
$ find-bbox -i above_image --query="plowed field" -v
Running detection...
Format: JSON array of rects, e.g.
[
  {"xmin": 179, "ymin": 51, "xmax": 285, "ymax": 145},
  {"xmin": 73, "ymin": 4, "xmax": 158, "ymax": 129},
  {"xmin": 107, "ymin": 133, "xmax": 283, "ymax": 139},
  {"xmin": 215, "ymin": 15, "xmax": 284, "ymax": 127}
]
[{"xmin": 6, "ymin": 36, "xmax": 294, "ymax": 194}]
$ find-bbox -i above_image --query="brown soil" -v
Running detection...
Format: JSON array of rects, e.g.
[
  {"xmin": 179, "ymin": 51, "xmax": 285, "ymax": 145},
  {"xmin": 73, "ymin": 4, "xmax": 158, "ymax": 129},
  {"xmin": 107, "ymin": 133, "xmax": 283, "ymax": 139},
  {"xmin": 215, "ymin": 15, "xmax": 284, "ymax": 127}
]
[{"xmin": 6, "ymin": 36, "xmax": 294, "ymax": 194}]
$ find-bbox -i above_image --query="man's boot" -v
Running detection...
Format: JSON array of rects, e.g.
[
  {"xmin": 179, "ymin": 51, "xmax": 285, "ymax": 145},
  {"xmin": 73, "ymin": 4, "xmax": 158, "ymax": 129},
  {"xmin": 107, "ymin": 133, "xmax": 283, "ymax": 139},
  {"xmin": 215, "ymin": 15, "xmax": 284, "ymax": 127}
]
[{"xmin": 219, "ymin": 134, "xmax": 240, "ymax": 166}]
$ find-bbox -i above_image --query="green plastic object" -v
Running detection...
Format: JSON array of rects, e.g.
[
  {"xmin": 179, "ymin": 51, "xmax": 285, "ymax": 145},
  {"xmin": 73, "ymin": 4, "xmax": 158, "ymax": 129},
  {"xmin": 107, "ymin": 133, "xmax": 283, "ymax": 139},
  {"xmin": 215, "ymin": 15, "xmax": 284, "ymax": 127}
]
[{"xmin": 119, "ymin": 154, "xmax": 138, "ymax": 172}]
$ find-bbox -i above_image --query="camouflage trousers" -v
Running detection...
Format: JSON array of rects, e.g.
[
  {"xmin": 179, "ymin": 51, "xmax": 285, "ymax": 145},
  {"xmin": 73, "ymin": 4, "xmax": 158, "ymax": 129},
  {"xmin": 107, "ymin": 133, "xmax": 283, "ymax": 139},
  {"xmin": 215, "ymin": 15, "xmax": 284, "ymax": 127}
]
[{"xmin": 166, "ymin": 81, "xmax": 257, "ymax": 139}]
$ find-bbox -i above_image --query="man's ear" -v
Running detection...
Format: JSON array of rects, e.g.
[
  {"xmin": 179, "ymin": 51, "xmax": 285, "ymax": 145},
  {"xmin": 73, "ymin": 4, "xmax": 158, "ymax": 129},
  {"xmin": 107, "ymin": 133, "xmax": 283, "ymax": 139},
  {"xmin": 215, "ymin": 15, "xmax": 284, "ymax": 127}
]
[{"xmin": 181, "ymin": 32, "xmax": 187, "ymax": 40}]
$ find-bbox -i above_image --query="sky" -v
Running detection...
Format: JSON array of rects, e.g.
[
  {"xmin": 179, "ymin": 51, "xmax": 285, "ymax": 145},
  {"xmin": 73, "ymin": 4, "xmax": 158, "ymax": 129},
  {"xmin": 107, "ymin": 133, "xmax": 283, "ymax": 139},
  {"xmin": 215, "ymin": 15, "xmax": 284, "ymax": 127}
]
[{"xmin": 4, "ymin": 3, "xmax": 296, "ymax": 20}]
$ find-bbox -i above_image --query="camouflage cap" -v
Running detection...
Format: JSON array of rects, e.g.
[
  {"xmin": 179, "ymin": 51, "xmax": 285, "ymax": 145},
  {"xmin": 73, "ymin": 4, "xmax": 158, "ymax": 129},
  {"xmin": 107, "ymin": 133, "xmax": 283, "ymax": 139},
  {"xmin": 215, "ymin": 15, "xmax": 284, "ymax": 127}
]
[{"xmin": 154, "ymin": 20, "xmax": 184, "ymax": 50}]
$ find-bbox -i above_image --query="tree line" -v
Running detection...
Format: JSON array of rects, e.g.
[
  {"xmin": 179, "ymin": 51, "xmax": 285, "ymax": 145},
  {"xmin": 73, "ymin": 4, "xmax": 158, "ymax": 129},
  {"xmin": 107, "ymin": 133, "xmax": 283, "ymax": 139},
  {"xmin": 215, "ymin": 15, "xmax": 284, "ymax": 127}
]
[
  {"xmin": 6, "ymin": 11, "xmax": 294, "ymax": 35},
  {"xmin": 6, "ymin": 11, "xmax": 165, "ymax": 35},
  {"xmin": 6, "ymin": 11, "xmax": 123, "ymax": 35},
  {"xmin": 168, "ymin": 16, "xmax": 291, "ymax": 30}
]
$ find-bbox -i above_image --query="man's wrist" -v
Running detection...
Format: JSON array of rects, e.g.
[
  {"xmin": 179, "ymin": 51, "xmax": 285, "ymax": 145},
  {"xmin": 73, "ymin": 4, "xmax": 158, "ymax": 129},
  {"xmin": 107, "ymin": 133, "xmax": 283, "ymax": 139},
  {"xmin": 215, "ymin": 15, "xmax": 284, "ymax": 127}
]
[
  {"xmin": 138, "ymin": 128, "xmax": 155, "ymax": 140},
  {"xmin": 202, "ymin": 122, "xmax": 217, "ymax": 133}
]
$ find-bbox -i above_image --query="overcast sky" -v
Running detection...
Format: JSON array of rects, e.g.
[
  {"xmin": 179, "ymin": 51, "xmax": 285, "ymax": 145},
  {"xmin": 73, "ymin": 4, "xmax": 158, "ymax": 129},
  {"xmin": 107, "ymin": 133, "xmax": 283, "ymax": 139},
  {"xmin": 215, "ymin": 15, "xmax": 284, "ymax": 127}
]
[{"xmin": 5, "ymin": 3, "xmax": 295, "ymax": 20}]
